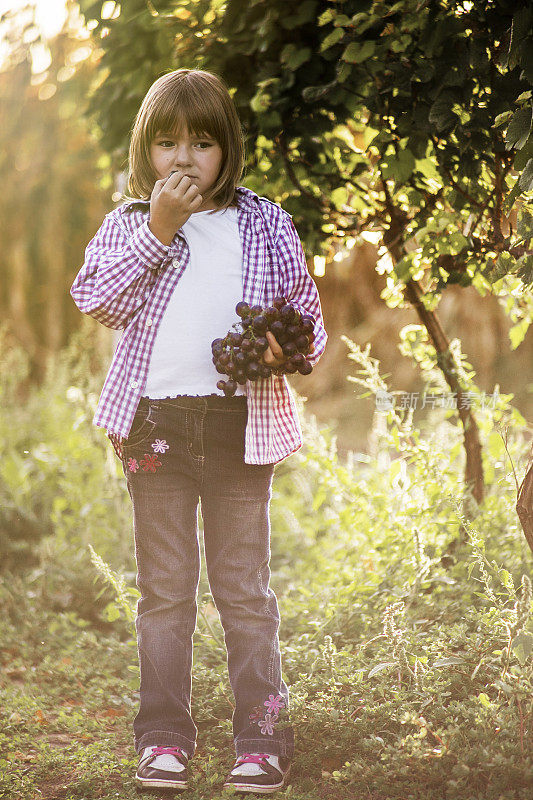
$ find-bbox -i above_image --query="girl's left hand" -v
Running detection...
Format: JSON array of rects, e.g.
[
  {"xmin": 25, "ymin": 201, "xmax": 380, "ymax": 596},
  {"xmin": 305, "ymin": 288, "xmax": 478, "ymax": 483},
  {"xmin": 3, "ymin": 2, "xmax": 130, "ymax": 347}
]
[{"xmin": 262, "ymin": 331, "xmax": 315, "ymax": 368}]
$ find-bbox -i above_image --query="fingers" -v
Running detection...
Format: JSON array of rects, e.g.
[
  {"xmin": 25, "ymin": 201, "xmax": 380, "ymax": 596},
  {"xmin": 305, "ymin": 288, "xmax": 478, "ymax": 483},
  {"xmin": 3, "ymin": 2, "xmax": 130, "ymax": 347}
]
[
  {"xmin": 165, "ymin": 170, "xmax": 195, "ymax": 191},
  {"xmin": 151, "ymin": 178, "xmax": 166, "ymax": 198},
  {"xmin": 265, "ymin": 331, "xmax": 284, "ymax": 360},
  {"xmin": 262, "ymin": 347, "xmax": 284, "ymax": 368},
  {"xmin": 263, "ymin": 332, "xmax": 286, "ymax": 367}
]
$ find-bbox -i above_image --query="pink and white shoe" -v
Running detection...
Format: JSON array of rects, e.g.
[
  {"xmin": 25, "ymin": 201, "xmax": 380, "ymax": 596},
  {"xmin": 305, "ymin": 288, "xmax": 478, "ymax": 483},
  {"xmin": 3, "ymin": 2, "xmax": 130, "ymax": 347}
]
[
  {"xmin": 135, "ymin": 744, "xmax": 189, "ymax": 792},
  {"xmin": 223, "ymin": 752, "xmax": 292, "ymax": 794}
]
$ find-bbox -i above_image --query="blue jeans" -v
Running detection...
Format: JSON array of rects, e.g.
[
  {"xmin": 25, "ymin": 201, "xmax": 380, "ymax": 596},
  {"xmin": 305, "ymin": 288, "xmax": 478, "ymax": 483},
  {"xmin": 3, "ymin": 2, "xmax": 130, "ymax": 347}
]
[{"xmin": 120, "ymin": 394, "xmax": 295, "ymax": 759}]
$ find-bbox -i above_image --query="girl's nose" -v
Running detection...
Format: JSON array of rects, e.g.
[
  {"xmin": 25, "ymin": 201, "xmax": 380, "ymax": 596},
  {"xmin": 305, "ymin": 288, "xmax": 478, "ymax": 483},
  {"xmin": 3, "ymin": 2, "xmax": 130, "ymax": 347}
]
[{"xmin": 173, "ymin": 145, "xmax": 193, "ymax": 165}]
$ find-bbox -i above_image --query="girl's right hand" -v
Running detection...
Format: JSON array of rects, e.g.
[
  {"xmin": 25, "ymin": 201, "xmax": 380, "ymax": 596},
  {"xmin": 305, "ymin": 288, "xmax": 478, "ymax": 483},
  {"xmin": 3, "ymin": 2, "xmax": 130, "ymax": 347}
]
[{"xmin": 148, "ymin": 172, "xmax": 204, "ymax": 245}]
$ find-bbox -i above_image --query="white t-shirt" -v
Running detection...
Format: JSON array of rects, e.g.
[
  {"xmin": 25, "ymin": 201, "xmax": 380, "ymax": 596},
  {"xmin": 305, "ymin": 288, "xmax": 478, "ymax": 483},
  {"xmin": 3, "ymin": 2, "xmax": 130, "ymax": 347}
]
[{"xmin": 144, "ymin": 206, "xmax": 247, "ymax": 398}]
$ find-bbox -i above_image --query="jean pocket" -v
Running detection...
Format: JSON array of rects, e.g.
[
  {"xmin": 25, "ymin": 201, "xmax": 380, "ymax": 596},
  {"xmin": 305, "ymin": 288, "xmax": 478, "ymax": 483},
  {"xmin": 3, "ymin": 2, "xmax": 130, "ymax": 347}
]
[{"xmin": 123, "ymin": 403, "xmax": 157, "ymax": 449}]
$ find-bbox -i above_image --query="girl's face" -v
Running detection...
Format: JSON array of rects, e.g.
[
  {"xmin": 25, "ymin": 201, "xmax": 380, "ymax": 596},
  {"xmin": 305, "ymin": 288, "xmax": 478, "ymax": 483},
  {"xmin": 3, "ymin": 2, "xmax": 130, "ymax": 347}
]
[{"xmin": 150, "ymin": 127, "xmax": 223, "ymax": 210}]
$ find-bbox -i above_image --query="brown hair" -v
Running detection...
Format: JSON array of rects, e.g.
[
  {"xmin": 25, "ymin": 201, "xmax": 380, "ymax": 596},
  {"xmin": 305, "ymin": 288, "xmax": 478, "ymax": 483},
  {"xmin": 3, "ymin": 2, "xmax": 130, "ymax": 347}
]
[{"xmin": 126, "ymin": 69, "xmax": 245, "ymax": 211}]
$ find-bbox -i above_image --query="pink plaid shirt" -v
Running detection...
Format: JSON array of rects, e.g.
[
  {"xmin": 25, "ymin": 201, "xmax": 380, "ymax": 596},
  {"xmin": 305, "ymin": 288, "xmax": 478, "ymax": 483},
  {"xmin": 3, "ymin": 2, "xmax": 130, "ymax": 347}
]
[{"xmin": 70, "ymin": 186, "xmax": 327, "ymax": 464}]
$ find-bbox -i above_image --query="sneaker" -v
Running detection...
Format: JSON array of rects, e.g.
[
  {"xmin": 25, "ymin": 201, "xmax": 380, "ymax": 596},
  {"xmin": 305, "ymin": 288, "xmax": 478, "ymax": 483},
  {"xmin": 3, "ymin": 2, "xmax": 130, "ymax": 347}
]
[
  {"xmin": 223, "ymin": 752, "xmax": 292, "ymax": 794},
  {"xmin": 135, "ymin": 745, "xmax": 189, "ymax": 792}
]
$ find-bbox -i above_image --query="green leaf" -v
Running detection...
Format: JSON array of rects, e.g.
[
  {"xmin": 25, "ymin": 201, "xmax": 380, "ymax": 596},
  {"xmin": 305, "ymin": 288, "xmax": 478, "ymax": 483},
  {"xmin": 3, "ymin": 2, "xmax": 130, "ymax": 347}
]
[
  {"xmin": 509, "ymin": 317, "xmax": 530, "ymax": 349},
  {"xmin": 429, "ymin": 93, "xmax": 458, "ymax": 132},
  {"xmin": 281, "ymin": 44, "xmax": 311, "ymax": 70},
  {"xmin": 503, "ymin": 180, "xmax": 522, "ymax": 213},
  {"xmin": 302, "ymin": 80, "xmax": 338, "ymax": 102},
  {"xmin": 381, "ymin": 148, "xmax": 416, "ymax": 183},
  {"xmin": 368, "ymin": 661, "xmax": 396, "ymax": 678},
  {"xmin": 250, "ymin": 91, "xmax": 271, "ymax": 113},
  {"xmin": 342, "ymin": 40, "xmax": 375, "ymax": 63},
  {"xmin": 320, "ymin": 27, "xmax": 344, "ymax": 52},
  {"xmin": 433, "ymin": 657, "xmax": 465, "ymax": 667},
  {"xmin": 318, "ymin": 8, "xmax": 335, "ymax": 26},
  {"xmin": 331, "ymin": 186, "xmax": 348, "ymax": 209},
  {"xmin": 511, "ymin": 631, "xmax": 533, "ymax": 666},
  {"xmin": 495, "ymin": 250, "xmax": 515, "ymax": 276},
  {"xmin": 505, "ymin": 107, "xmax": 533, "ymax": 151},
  {"xmin": 492, "ymin": 111, "xmax": 513, "ymax": 128},
  {"xmin": 515, "ymin": 254, "xmax": 533, "ymax": 289},
  {"xmin": 508, "ymin": 7, "xmax": 533, "ymax": 70},
  {"xmin": 519, "ymin": 158, "xmax": 533, "ymax": 191},
  {"xmin": 517, "ymin": 210, "xmax": 533, "ymax": 240}
]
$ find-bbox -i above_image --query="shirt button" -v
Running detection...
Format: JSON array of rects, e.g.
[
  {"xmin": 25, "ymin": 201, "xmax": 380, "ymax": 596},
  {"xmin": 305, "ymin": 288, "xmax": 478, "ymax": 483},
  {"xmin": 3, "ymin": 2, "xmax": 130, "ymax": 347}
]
[
  {"xmin": 172, "ymin": 257, "xmax": 180, "ymax": 268},
  {"xmin": 130, "ymin": 380, "xmax": 139, "ymax": 389},
  {"xmin": 145, "ymin": 317, "xmax": 152, "ymax": 327}
]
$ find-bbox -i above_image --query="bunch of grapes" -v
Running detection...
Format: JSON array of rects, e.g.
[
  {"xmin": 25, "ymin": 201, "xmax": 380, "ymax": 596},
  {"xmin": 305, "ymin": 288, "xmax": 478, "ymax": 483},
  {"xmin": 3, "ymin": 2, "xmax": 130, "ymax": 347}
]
[{"xmin": 211, "ymin": 296, "xmax": 316, "ymax": 396}]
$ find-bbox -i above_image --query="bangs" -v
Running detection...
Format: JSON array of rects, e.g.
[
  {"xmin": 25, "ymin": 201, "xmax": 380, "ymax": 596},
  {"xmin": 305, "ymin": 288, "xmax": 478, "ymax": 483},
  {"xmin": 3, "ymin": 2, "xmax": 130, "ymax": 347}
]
[{"xmin": 146, "ymin": 80, "xmax": 225, "ymax": 145}]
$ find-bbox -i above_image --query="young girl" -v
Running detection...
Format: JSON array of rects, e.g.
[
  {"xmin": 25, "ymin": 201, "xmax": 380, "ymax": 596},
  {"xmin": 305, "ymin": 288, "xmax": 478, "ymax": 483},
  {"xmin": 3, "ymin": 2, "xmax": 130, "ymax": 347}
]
[{"xmin": 71, "ymin": 68, "xmax": 327, "ymax": 795}]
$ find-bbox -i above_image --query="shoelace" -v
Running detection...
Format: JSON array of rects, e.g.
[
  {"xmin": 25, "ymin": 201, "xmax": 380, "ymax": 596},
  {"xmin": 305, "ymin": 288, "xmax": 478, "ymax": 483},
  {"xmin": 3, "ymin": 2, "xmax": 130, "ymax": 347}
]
[
  {"xmin": 150, "ymin": 746, "xmax": 186, "ymax": 759},
  {"xmin": 235, "ymin": 752, "xmax": 271, "ymax": 765}
]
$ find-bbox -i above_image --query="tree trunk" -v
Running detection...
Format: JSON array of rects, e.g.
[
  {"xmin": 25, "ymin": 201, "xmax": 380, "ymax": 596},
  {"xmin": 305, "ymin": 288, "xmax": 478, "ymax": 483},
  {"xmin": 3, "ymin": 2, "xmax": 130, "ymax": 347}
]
[
  {"xmin": 384, "ymin": 228, "xmax": 485, "ymax": 515},
  {"xmin": 402, "ymin": 278, "xmax": 485, "ymax": 510}
]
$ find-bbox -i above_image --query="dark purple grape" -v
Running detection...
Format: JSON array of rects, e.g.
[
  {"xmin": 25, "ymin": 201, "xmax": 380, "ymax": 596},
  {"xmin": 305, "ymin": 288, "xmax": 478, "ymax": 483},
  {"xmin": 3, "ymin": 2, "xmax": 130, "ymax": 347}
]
[
  {"xmin": 298, "ymin": 360, "xmax": 313, "ymax": 375},
  {"xmin": 219, "ymin": 351, "xmax": 230, "ymax": 365},
  {"xmin": 241, "ymin": 338, "xmax": 254, "ymax": 352},
  {"xmin": 280, "ymin": 304, "xmax": 296, "ymax": 323},
  {"xmin": 302, "ymin": 313, "xmax": 316, "ymax": 326},
  {"xmin": 264, "ymin": 306, "xmax": 280, "ymax": 322},
  {"xmin": 250, "ymin": 305, "xmax": 263, "ymax": 316},
  {"xmin": 223, "ymin": 380, "xmax": 237, "ymax": 396},
  {"xmin": 301, "ymin": 317, "xmax": 314, "ymax": 334},
  {"xmin": 235, "ymin": 370, "xmax": 247, "ymax": 384},
  {"xmin": 246, "ymin": 361, "xmax": 261, "ymax": 380},
  {"xmin": 235, "ymin": 301, "xmax": 250, "ymax": 318},
  {"xmin": 254, "ymin": 337, "xmax": 269, "ymax": 353},
  {"xmin": 282, "ymin": 341, "xmax": 297, "ymax": 358},
  {"xmin": 216, "ymin": 379, "xmax": 226, "ymax": 391},
  {"xmin": 259, "ymin": 364, "xmax": 271, "ymax": 378},
  {"xmin": 241, "ymin": 316, "xmax": 253, "ymax": 328},
  {"xmin": 211, "ymin": 337, "xmax": 224, "ymax": 351},
  {"xmin": 216, "ymin": 363, "xmax": 227, "ymax": 374},
  {"xmin": 292, "ymin": 309, "xmax": 302, "ymax": 325},
  {"xmin": 283, "ymin": 361, "xmax": 298, "ymax": 374},
  {"xmin": 291, "ymin": 353, "xmax": 305, "ymax": 367},
  {"xmin": 275, "ymin": 328, "xmax": 289, "ymax": 345},
  {"xmin": 226, "ymin": 359, "xmax": 235, "ymax": 373},
  {"xmin": 234, "ymin": 351, "xmax": 247, "ymax": 367},
  {"xmin": 229, "ymin": 332, "xmax": 243, "ymax": 346},
  {"xmin": 252, "ymin": 315, "xmax": 269, "ymax": 335},
  {"xmin": 270, "ymin": 320, "xmax": 285, "ymax": 339},
  {"xmin": 273, "ymin": 296, "xmax": 287, "ymax": 309},
  {"xmin": 286, "ymin": 324, "xmax": 300, "ymax": 340},
  {"xmin": 295, "ymin": 334, "xmax": 309, "ymax": 352},
  {"xmin": 308, "ymin": 331, "xmax": 316, "ymax": 343}
]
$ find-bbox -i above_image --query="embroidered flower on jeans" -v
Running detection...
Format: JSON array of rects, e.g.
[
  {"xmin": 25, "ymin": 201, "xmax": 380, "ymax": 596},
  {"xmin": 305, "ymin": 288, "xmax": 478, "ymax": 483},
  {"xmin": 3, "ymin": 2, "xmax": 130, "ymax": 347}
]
[
  {"xmin": 127, "ymin": 458, "xmax": 139, "ymax": 473},
  {"xmin": 258, "ymin": 713, "xmax": 278, "ymax": 736},
  {"xmin": 140, "ymin": 453, "xmax": 162, "ymax": 472},
  {"xmin": 151, "ymin": 439, "xmax": 169, "ymax": 454},
  {"xmin": 264, "ymin": 694, "xmax": 285, "ymax": 715}
]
